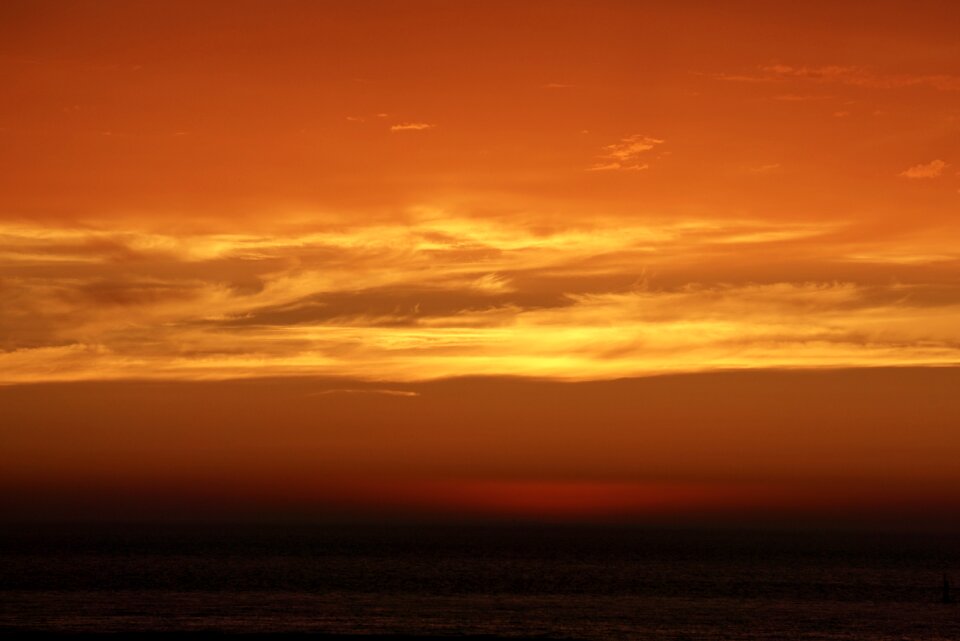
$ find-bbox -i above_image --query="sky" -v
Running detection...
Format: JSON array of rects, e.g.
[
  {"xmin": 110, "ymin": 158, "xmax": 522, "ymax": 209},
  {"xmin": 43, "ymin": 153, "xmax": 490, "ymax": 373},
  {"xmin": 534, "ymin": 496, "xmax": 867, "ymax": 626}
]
[{"xmin": 2, "ymin": 1, "xmax": 960, "ymax": 521}]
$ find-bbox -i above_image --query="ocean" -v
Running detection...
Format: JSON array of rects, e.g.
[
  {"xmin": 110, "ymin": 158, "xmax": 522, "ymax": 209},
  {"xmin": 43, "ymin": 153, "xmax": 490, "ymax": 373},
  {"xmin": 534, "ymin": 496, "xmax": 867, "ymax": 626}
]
[{"xmin": 2, "ymin": 522, "xmax": 959, "ymax": 639}]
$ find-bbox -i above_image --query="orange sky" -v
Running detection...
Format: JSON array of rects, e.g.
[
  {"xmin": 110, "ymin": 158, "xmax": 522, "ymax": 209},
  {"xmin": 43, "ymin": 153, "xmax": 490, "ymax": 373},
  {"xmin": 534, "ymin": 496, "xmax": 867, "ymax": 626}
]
[{"xmin": 2, "ymin": 1, "xmax": 959, "ymax": 520}]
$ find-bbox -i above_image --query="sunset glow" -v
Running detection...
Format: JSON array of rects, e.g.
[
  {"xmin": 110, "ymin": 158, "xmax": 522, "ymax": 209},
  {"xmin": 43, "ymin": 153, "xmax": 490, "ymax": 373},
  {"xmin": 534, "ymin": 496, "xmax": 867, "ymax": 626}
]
[{"xmin": 2, "ymin": 1, "xmax": 960, "ymax": 519}]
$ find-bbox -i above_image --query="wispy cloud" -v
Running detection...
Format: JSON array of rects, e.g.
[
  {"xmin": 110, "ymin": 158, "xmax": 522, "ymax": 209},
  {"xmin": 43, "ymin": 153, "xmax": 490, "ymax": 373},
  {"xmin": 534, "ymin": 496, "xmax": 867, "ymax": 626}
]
[
  {"xmin": 900, "ymin": 159, "xmax": 948, "ymax": 179},
  {"xmin": 588, "ymin": 135, "xmax": 664, "ymax": 171},
  {"xmin": 390, "ymin": 122, "xmax": 435, "ymax": 132},
  {"xmin": 310, "ymin": 388, "xmax": 420, "ymax": 397},
  {"xmin": 719, "ymin": 64, "xmax": 960, "ymax": 92},
  {"xmin": 2, "ymin": 213, "xmax": 959, "ymax": 384}
]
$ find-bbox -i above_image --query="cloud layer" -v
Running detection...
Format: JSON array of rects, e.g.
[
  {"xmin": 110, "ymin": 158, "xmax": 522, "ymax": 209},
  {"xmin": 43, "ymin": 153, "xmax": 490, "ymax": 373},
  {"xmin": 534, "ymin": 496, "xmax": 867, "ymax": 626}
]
[{"xmin": 2, "ymin": 211, "xmax": 960, "ymax": 384}]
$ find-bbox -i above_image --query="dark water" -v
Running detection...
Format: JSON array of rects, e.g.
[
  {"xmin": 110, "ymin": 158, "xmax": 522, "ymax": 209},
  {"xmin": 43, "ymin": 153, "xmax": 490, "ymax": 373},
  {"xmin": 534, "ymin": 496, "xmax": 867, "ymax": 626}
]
[{"xmin": 2, "ymin": 523, "xmax": 959, "ymax": 639}]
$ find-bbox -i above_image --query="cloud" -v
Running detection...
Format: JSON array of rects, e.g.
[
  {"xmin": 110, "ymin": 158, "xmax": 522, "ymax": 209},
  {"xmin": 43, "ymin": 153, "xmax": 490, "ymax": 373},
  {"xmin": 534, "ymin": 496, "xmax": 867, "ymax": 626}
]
[
  {"xmin": 719, "ymin": 64, "xmax": 960, "ymax": 92},
  {"xmin": 762, "ymin": 64, "xmax": 856, "ymax": 79},
  {"xmin": 310, "ymin": 388, "xmax": 420, "ymax": 397},
  {"xmin": 588, "ymin": 135, "xmax": 663, "ymax": 171},
  {"xmin": 588, "ymin": 162, "xmax": 648, "ymax": 172},
  {"xmin": 2, "ymin": 213, "xmax": 960, "ymax": 384},
  {"xmin": 390, "ymin": 122, "xmax": 435, "ymax": 132},
  {"xmin": 4, "ymin": 278, "xmax": 960, "ymax": 385},
  {"xmin": 900, "ymin": 159, "xmax": 947, "ymax": 179},
  {"xmin": 470, "ymin": 273, "xmax": 514, "ymax": 294}
]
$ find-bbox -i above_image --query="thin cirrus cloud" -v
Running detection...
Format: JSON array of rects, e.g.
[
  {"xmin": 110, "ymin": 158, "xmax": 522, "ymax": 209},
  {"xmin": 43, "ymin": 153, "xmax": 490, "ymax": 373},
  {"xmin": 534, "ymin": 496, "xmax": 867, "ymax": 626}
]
[
  {"xmin": 309, "ymin": 388, "xmax": 420, "ymax": 397},
  {"xmin": 2, "ymin": 211, "xmax": 960, "ymax": 385},
  {"xmin": 719, "ymin": 64, "xmax": 960, "ymax": 91},
  {"xmin": 900, "ymin": 159, "xmax": 947, "ymax": 179},
  {"xmin": 588, "ymin": 135, "xmax": 664, "ymax": 171},
  {"xmin": 390, "ymin": 122, "xmax": 435, "ymax": 132}
]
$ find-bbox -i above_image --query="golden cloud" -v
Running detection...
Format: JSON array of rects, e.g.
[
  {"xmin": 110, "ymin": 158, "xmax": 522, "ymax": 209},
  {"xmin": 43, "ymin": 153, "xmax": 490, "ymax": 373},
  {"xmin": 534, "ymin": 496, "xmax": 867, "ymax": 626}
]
[{"xmin": 2, "ymin": 211, "xmax": 960, "ymax": 384}]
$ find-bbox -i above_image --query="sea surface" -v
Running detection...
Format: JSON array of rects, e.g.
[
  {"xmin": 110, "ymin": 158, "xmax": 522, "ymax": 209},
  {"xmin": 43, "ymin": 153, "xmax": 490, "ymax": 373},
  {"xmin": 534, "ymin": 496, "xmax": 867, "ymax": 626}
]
[{"xmin": 1, "ymin": 522, "xmax": 959, "ymax": 639}]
